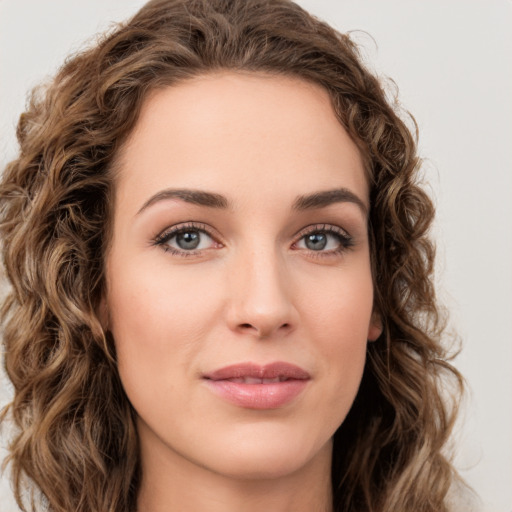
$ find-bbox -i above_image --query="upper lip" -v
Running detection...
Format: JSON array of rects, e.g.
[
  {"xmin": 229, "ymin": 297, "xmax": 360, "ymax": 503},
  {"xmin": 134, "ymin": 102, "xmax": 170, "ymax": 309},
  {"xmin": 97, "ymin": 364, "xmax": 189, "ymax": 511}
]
[{"xmin": 203, "ymin": 362, "xmax": 311, "ymax": 381}]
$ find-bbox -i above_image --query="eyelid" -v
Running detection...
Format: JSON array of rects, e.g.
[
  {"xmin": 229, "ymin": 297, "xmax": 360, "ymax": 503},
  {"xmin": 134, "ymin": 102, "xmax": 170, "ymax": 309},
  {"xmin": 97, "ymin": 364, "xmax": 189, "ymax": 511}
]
[
  {"xmin": 291, "ymin": 223, "xmax": 354, "ymax": 254},
  {"xmin": 293, "ymin": 223, "xmax": 352, "ymax": 242},
  {"xmin": 152, "ymin": 221, "xmax": 354, "ymax": 258},
  {"xmin": 153, "ymin": 221, "xmax": 223, "ymax": 255}
]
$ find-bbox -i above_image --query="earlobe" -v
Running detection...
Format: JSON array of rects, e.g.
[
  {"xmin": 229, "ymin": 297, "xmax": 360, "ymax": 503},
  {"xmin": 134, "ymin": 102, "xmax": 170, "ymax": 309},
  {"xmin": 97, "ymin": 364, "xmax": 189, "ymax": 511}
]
[
  {"xmin": 98, "ymin": 296, "xmax": 109, "ymax": 331},
  {"xmin": 367, "ymin": 312, "xmax": 383, "ymax": 342}
]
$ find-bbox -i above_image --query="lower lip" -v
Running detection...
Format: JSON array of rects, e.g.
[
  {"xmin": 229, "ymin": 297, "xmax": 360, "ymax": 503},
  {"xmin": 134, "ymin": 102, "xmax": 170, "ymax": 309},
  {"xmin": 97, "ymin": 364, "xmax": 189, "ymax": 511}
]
[{"xmin": 204, "ymin": 379, "xmax": 308, "ymax": 409}]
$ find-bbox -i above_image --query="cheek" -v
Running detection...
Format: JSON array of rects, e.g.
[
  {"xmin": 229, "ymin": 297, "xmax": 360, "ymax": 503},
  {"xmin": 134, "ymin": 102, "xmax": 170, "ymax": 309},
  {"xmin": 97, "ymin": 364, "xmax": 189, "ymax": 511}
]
[
  {"xmin": 105, "ymin": 257, "xmax": 223, "ymax": 392},
  {"xmin": 108, "ymin": 254, "xmax": 220, "ymax": 333},
  {"xmin": 297, "ymin": 263, "xmax": 373, "ymax": 416},
  {"xmin": 299, "ymin": 258, "xmax": 374, "ymax": 344}
]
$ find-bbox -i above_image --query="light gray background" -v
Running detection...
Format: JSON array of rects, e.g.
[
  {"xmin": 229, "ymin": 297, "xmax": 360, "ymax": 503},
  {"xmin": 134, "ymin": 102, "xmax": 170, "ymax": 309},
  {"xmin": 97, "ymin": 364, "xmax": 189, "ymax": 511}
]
[{"xmin": 1, "ymin": 1, "xmax": 511, "ymax": 511}]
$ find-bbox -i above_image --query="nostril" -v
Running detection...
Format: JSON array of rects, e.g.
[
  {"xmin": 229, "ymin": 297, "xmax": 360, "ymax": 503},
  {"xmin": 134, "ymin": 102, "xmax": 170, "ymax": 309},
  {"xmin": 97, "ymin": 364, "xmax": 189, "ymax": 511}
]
[{"xmin": 237, "ymin": 322, "xmax": 291, "ymax": 337}]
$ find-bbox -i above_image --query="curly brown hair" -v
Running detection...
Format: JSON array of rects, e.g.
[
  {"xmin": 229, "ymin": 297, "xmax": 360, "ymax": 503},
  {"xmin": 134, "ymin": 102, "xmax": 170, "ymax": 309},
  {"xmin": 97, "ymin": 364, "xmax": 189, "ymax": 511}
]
[{"xmin": 0, "ymin": 0, "xmax": 464, "ymax": 511}]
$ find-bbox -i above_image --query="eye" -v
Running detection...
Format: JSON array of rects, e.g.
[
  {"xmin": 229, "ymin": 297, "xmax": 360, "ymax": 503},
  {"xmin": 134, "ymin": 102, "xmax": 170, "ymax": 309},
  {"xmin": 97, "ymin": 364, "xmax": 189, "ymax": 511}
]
[
  {"xmin": 154, "ymin": 223, "xmax": 219, "ymax": 255},
  {"xmin": 294, "ymin": 225, "xmax": 353, "ymax": 254}
]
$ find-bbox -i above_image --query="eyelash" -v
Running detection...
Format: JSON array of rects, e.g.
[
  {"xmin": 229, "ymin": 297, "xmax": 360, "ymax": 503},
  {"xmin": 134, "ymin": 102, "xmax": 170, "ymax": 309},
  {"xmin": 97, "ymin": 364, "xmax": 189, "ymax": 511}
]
[
  {"xmin": 293, "ymin": 224, "xmax": 354, "ymax": 258},
  {"xmin": 152, "ymin": 222, "xmax": 354, "ymax": 258},
  {"xmin": 153, "ymin": 222, "xmax": 219, "ymax": 257}
]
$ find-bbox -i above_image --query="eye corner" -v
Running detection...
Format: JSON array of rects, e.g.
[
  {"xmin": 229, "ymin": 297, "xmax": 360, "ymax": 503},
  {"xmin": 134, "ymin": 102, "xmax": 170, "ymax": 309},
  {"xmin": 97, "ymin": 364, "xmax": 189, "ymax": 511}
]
[
  {"xmin": 152, "ymin": 221, "xmax": 223, "ymax": 257},
  {"xmin": 292, "ymin": 223, "xmax": 354, "ymax": 256}
]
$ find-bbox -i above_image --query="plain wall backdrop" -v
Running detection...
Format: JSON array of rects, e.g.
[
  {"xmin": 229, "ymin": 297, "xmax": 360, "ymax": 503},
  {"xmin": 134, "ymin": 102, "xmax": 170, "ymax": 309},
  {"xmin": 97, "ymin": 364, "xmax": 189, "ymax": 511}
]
[{"xmin": 1, "ymin": 1, "xmax": 511, "ymax": 511}]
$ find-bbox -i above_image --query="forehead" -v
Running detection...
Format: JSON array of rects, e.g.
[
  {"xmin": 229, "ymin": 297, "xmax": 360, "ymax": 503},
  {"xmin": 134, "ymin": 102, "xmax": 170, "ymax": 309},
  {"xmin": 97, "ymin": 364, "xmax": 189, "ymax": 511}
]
[{"xmin": 114, "ymin": 71, "xmax": 368, "ymax": 212}]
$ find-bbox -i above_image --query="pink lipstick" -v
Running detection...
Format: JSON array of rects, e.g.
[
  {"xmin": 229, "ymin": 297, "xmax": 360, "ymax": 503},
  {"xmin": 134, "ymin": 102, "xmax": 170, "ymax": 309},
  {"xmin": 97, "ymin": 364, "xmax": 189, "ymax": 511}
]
[{"xmin": 203, "ymin": 362, "xmax": 310, "ymax": 409}]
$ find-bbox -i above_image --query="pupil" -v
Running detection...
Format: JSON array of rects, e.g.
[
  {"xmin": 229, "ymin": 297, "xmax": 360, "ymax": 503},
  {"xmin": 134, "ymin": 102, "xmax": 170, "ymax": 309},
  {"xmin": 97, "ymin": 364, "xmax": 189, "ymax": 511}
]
[
  {"xmin": 306, "ymin": 233, "xmax": 327, "ymax": 250},
  {"xmin": 177, "ymin": 231, "xmax": 200, "ymax": 250}
]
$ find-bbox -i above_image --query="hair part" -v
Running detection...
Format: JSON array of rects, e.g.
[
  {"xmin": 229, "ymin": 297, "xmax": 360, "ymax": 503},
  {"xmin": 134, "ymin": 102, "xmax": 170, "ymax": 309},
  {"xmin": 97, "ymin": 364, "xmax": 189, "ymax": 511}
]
[{"xmin": 1, "ymin": 1, "xmax": 464, "ymax": 511}]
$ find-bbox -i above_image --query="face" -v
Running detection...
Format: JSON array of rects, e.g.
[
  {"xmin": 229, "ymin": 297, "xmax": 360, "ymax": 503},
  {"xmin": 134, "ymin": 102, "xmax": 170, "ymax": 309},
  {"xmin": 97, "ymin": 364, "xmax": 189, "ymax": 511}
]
[{"xmin": 104, "ymin": 72, "xmax": 381, "ymax": 482}]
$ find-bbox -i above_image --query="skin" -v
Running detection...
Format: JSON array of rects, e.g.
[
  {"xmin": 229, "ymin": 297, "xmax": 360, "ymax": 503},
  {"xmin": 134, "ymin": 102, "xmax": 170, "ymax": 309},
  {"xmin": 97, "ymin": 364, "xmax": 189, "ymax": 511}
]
[{"xmin": 104, "ymin": 72, "xmax": 382, "ymax": 512}]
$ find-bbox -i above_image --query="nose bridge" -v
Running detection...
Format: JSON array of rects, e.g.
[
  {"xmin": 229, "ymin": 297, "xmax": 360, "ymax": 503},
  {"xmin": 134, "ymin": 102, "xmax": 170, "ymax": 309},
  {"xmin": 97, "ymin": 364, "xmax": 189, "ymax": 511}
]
[{"xmin": 227, "ymin": 238, "xmax": 296, "ymax": 337}]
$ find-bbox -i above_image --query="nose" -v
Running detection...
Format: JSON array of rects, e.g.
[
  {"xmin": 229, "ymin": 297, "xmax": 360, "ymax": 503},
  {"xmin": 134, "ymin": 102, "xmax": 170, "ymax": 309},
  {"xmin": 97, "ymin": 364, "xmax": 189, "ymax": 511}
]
[{"xmin": 226, "ymin": 246, "xmax": 298, "ymax": 339}]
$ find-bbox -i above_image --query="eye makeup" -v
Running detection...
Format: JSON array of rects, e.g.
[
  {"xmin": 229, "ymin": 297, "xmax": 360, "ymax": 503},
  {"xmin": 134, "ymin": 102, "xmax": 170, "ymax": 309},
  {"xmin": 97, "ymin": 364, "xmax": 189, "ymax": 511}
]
[
  {"xmin": 152, "ymin": 220, "xmax": 354, "ymax": 260},
  {"xmin": 153, "ymin": 222, "xmax": 222, "ymax": 257}
]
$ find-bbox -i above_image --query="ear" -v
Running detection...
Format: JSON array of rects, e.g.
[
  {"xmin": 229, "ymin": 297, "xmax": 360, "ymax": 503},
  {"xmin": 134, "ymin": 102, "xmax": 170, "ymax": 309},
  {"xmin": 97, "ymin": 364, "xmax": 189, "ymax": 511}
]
[
  {"xmin": 367, "ymin": 311, "xmax": 383, "ymax": 342},
  {"xmin": 98, "ymin": 295, "xmax": 109, "ymax": 331}
]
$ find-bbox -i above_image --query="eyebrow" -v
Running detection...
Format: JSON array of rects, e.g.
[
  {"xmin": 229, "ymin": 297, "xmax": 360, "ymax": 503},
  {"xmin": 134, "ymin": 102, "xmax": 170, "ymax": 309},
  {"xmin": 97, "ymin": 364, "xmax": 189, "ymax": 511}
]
[
  {"xmin": 136, "ymin": 186, "xmax": 367, "ymax": 216},
  {"xmin": 292, "ymin": 188, "xmax": 368, "ymax": 216},
  {"xmin": 137, "ymin": 188, "xmax": 230, "ymax": 214}
]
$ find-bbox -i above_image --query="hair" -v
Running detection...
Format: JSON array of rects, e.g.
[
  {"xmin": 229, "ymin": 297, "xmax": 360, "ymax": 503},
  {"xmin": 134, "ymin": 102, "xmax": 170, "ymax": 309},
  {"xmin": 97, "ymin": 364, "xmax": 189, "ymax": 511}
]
[{"xmin": 0, "ymin": 0, "xmax": 464, "ymax": 511}]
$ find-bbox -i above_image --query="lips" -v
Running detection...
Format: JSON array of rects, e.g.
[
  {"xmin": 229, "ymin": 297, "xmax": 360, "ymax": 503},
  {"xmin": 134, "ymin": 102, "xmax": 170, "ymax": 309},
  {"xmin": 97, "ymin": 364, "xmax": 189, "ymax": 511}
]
[
  {"xmin": 203, "ymin": 362, "xmax": 310, "ymax": 409},
  {"xmin": 222, "ymin": 376, "xmax": 288, "ymax": 384}
]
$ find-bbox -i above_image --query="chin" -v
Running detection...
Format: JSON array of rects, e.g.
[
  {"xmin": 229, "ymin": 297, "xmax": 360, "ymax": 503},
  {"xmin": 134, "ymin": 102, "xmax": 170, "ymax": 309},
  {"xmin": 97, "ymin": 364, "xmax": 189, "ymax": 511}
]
[{"xmin": 200, "ymin": 428, "xmax": 333, "ymax": 481}]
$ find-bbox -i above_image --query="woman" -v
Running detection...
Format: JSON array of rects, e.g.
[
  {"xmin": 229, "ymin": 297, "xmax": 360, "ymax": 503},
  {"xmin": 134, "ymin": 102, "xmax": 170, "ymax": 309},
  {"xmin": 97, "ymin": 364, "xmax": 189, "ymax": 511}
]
[{"xmin": 0, "ymin": 0, "xmax": 464, "ymax": 511}]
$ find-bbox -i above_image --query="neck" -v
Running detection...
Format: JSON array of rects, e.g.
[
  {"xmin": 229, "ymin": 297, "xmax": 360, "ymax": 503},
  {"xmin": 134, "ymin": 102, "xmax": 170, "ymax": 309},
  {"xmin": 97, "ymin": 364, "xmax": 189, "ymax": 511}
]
[{"xmin": 136, "ymin": 433, "xmax": 334, "ymax": 512}]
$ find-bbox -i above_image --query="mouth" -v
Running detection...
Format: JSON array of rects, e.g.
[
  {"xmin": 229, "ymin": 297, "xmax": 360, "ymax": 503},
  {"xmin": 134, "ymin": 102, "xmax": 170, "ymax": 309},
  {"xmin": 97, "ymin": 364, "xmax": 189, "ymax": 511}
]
[
  {"xmin": 219, "ymin": 376, "xmax": 292, "ymax": 384},
  {"xmin": 202, "ymin": 362, "xmax": 310, "ymax": 410}
]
